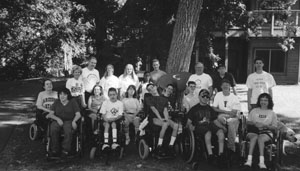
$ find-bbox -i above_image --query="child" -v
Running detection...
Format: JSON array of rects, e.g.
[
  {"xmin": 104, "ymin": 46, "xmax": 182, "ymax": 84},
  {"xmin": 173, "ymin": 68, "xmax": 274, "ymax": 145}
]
[
  {"xmin": 100, "ymin": 87, "xmax": 124, "ymax": 150},
  {"xmin": 122, "ymin": 85, "xmax": 141, "ymax": 145}
]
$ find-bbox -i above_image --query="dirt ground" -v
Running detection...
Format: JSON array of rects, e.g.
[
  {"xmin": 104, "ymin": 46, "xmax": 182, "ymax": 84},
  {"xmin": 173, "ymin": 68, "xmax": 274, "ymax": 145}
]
[{"xmin": 0, "ymin": 79, "xmax": 300, "ymax": 171}]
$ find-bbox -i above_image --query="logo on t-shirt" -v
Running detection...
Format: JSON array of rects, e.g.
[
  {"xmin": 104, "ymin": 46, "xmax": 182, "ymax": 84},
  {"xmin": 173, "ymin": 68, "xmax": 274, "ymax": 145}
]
[
  {"xmin": 43, "ymin": 97, "xmax": 56, "ymax": 109},
  {"xmin": 259, "ymin": 114, "xmax": 267, "ymax": 118},
  {"xmin": 195, "ymin": 79, "xmax": 202, "ymax": 89},
  {"xmin": 110, "ymin": 108, "xmax": 119, "ymax": 116}
]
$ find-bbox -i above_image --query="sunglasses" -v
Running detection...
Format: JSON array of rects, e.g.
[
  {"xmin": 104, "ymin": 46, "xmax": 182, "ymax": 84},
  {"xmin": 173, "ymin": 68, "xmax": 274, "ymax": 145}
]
[{"xmin": 201, "ymin": 95, "xmax": 210, "ymax": 99}]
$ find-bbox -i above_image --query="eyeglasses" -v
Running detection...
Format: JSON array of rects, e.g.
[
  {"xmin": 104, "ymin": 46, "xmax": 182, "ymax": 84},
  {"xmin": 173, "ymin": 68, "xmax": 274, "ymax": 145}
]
[{"xmin": 201, "ymin": 95, "xmax": 210, "ymax": 99}]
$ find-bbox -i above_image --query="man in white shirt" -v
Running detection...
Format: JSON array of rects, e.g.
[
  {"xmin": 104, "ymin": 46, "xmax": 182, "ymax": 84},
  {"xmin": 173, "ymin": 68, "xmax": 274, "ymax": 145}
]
[
  {"xmin": 182, "ymin": 81, "xmax": 199, "ymax": 112},
  {"xmin": 246, "ymin": 57, "xmax": 276, "ymax": 112},
  {"xmin": 213, "ymin": 79, "xmax": 241, "ymax": 155},
  {"xmin": 81, "ymin": 57, "xmax": 100, "ymax": 103},
  {"xmin": 187, "ymin": 62, "xmax": 213, "ymax": 96}
]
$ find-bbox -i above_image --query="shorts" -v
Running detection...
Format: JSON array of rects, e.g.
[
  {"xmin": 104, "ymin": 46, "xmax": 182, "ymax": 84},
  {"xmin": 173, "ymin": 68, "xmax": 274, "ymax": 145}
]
[
  {"xmin": 209, "ymin": 122, "xmax": 222, "ymax": 134},
  {"xmin": 194, "ymin": 122, "xmax": 210, "ymax": 136}
]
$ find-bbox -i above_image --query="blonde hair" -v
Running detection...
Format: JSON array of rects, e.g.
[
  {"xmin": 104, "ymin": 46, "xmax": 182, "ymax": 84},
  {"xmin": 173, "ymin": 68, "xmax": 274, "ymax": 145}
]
[
  {"xmin": 123, "ymin": 64, "xmax": 138, "ymax": 81},
  {"xmin": 72, "ymin": 65, "xmax": 82, "ymax": 75}
]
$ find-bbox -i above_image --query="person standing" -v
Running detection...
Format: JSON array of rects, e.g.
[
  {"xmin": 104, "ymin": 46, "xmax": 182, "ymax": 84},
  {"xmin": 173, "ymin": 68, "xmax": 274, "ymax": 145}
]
[
  {"xmin": 66, "ymin": 65, "xmax": 87, "ymax": 108},
  {"xmin": 182, "ymin": 81, "xmax": 199, "ymax": 112},
  {"xmin": 150, "ymin": 59, "xmax": 166, "ymax": 84},
  {"xmin": 246, "ymin": 57, "xmax": 276, "ymax": 112},
  {"xmin": 187, "ymin": 62, "xmax": 213, "ymax": 96},
  {"xmin": 81, "ymin": 57, "xmax": 100, "ymax": 103},
  {"xmin": 119, "ymin": 64, "xmax": 139, "ymax": 99},
  {"xmin": 100, "ymin": 64, "xmax": 120, "ymax": 99},
  {"xmin": 212, "ymin": 63, "xmax": 237, "ymax": 95}
]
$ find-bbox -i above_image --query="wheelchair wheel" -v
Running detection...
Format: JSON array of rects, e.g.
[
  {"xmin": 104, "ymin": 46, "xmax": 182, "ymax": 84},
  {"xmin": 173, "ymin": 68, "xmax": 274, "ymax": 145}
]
[
  {"xmin": 138, "ymin": 139, "xmax": 149, "ymax": 160},
  {"xmin": 29, "ymin": 123, "xmax": 40, "ymax": 141},
  {"xmin": 182, "ymin": 128, "xmax": 195, "ymax": 163},
  {"xmin": 90, "ymin": 147, "xmax": 97, "ymax": 159}
]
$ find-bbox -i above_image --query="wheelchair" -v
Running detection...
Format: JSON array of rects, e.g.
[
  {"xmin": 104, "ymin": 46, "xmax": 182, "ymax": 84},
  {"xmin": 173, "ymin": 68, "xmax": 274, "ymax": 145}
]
[
  {"xmin": 137, "ymin": 107, "xmax": 184, "ymax": 160},
  {"xmin": 182, "ymin": 113, "xmax": 247, "ymax": 169},
  {"xmin": 238, "ymin": 115, "xmax": 284, "ymax": 171},
  {"xmin": 29, "ymin": 109, "xmax": 49, "ymax": 141},
  {"xmin": 88, "ymin": 113, "xmax": 126, "ymax": 164},
  {"xmin": 45, "ymin": 117, "xmax": 85, "ymax": 160}
]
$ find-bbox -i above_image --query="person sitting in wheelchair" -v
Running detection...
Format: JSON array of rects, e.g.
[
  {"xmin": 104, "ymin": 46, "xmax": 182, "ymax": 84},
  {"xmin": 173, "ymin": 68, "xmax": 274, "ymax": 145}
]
[
  {"xmin": 212, "ymin": 79, "xmax": 241, "ymax": 157},
  {"xmin": 161, "ymin": 84, "xmax": 176, "ymax": 111},
  {"xmin": 100, "ymin": 87, "xmax": 124, "ymax": 151},
  {"xmin": 36, "ymin": 79, "xmax": 58, "ymax": 131},
  {"xmin": 182, "ymin": 81, "xmax": 199, "ymax": 113},
  {"xmin": 122, "ymin": 85, "xmax": 141, "ymax": 145},
  {"xmin": 145, "ymin": 83, "xmax": 179, "ymax": 157},
  {"xmin": 87, "ymin": 84, "xmax": 106, "ymax": 133},
  {"xmin": 47, "ymin": 88, "xmax": 81, "ymax": 157},
  {"xmin": 244, "ymin": 93, "xmax": 277, "ymax": 170},
  {"xmin": 186, "ymin": 89, "xmax": 225, "ymax": 163}
]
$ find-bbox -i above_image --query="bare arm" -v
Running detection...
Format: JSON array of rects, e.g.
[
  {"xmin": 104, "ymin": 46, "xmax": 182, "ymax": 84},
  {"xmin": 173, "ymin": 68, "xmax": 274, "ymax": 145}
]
[{"xmin": 247, "ymin": 88, "xmax": 252, "ymax": 111}]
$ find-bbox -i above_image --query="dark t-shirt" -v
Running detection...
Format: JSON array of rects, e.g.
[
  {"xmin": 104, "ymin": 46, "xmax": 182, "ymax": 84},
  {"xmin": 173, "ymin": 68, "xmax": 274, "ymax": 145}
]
[
  {"xmin": 162, "ymin": 94, "xmax": 176, "ymax": 111},
  {"xmin": 187, "ymin": 104, "xmax": 217, "ymax": 126},
  {"xmin": 145, "ymin": 95, "xmax": 168, "ymax": 119},
  {"xmin": 51, "ymin": 98, "xmax": 80, "ymax": 121},
  {"xmin": 212, "ymin": 72, "xmax": 236, "ymax": 92}
]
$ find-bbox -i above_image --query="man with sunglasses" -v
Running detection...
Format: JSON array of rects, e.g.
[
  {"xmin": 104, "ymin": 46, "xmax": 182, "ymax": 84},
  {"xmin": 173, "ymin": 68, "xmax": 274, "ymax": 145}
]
[{"xmin": 186, "ymin": 89, "xmax": 224, "ymax": 164}]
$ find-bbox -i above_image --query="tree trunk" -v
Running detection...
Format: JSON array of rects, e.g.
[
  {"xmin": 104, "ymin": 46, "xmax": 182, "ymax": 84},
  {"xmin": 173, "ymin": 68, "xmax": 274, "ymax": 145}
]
[{"xmin": 166, "ymin": 0, "xmax": 203, "ymax": 73}]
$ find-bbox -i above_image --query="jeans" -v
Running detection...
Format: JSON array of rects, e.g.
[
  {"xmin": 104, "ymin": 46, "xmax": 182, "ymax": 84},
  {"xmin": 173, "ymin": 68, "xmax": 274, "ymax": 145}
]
[{"xmin": 50, "ymin": 120, "xmax": 73, "ymax": 153}]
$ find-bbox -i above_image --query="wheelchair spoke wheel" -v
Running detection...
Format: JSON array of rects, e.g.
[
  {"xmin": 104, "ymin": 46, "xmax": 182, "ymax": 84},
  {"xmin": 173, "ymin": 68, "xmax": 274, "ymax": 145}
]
[
  {"xmin": 29, "ymin": 123, "xmax": 39, "ymax": 141},
  {"xmin": 182, "ymin": 128, "xmax": 195, "ymax": 163},
  {"xmin": 138, "ymin": 139, "xmax": 149, "ymax": 160},
  {"xmin": 90, "ymin": 147, "xmax": 97, "ymax": 160}
]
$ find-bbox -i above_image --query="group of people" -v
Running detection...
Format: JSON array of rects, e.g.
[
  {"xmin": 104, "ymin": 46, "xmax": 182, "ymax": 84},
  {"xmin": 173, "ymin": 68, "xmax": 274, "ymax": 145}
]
[{"xmin": 35, "ymin": 56, "xmax": 278, "ymax": 169}]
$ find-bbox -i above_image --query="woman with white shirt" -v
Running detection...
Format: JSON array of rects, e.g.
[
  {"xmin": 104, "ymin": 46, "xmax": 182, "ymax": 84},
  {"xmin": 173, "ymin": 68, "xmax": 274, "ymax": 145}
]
[
  {"xmin": 100, "ymin": 64, "xmax": 120, "ymax": 99},
  {"xmin": 119, "ymin": 64, "xmax": 139, "ymax": 99}
]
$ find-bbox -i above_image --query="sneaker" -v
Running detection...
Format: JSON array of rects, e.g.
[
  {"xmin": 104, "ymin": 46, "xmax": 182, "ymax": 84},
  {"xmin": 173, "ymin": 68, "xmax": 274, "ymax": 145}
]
[
  {"xmin": 207, "ymin": 154, "xmax": 215, "ymax": 164},
  {"xmin": 167, "ymin": 145, "xmax": 176, "ymax": 157},
  {"xmin": 102, "ymin": 143, "xmax": 110, "ymax": 150},
  {"xmin": 244, "ymin": 160, "xmax": 252, "ymax": 167},
  {"xmin": 61, "ymin": 150, "xmax": 70, "ymax": 158},
  {"xmin": 111, "ymin": 143, "xmax": 120, "ymax": 150},
  {"xmin": 258, "ymin": 162, "xmax": 267, "ymax": 169},
  {"xmin": 156, "ymin": 146, "xmax": 166, "ymax": 157}
]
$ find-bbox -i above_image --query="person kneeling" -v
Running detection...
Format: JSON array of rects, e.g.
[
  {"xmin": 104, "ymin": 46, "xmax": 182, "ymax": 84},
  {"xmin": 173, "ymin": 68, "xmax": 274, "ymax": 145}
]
[
  {"xmin": 100, "ymin": 88, "xmax": 124, "ymax": 151},
  {"xmin": 186, "ymin": 89, "xmax": 225, "ymax": 164},
  {"xmin": 145, "ymin": 84, "xmax": 179, "ymax": 157},
  {"xmin": 47, "ymin": 88, "xmax": 81, "ymax": 157}
]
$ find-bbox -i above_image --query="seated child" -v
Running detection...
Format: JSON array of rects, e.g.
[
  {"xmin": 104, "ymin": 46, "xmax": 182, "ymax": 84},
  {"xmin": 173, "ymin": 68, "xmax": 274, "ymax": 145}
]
[
  {"xmin": 186, "ymin": 89, "xmax": 225, "ymax": 163},
  {"xmin": 122, "ymin": 85, "xmax": 141, "ymax": 145},
  {"xmin": 100, "ymin": 87, "xmax": 124, "ymax": 150},
  {"xmin": 145, "ymin": 83, "xmax": 179, "ymax": 156}
]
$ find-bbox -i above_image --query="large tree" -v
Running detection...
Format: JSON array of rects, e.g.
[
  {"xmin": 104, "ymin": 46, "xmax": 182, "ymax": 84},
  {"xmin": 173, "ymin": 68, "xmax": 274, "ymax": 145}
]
[{"xmin": 165, "ymin": 0, "xmax": 203, "ymax": 73}]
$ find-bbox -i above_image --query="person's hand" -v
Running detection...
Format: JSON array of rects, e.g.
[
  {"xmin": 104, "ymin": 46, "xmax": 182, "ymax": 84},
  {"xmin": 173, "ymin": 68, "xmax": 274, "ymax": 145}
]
[
  {"xmin": 56, "ymin": 118, "xmax": 63, "ymax": 126},
  {"xmin": 82, "ymin": 103, "xmax": 87, "ymax": 108},
  {"xmin": 72, "ymin": 121, "xmax": 77, "ymax": 130},
  {"xmin": 248, "ymin": 104, "xmax": 252, "ymax": 112},
  {"xmin": 255, "ymin": 122, "xmax": 264, "ymax": 128}
]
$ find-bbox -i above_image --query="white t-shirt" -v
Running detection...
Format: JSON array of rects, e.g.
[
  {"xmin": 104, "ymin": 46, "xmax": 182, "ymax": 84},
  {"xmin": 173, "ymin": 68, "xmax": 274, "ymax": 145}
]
[
  {"xmin": 248, "ymin": 108, "xmax": 277, "ymax": 127},
  {"xmin": 122, "ymin": 98, "xmax": 141, "ymax": 114},
  {"xmin": 100, "ymin": 100, "xmax": 123, "ymax": 119},
  {"xmin": 213, "ymin": 92, "xmax": 241, "ymax": 111},
  {"xmin": 66, "ymin": 78, "xmax": 85, "ymax": 97},
  {"xmin": 187, "ymin": 73, "xmax": 212, "ymax": 95},
  {"xmin": 119, "ymin": 74, "xmax": 139, "ymax": 97},
  {"xmin": 100, "ymin": 75, "xmax": 120, "ymax": 99},
  {"xmin": 36, "ymin": 91, "xmax": 58, "ymax": 109},
  {"xmin": 182, "ymin": 93, "xmax": 199, "ymax": 112},
  {"xmin": 81, "ymin": 67, "xmax": 100, "ymax": 93},
  {"xmin": 246, "ymin": 71, "xmax": 276, "ymax": 104}
]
